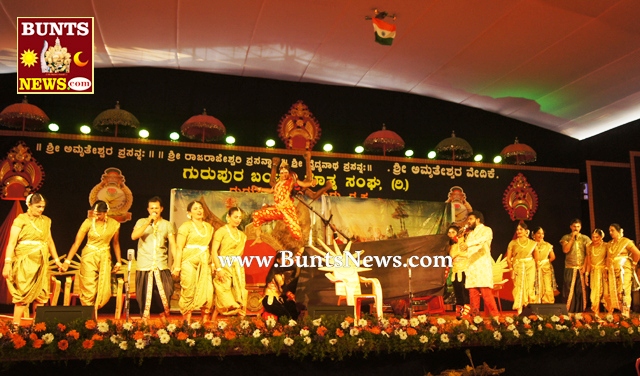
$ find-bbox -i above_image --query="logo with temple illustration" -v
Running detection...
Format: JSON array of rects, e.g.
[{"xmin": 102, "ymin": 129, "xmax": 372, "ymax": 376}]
[{"xmin": 17, "ymin": 17, "xmax": 94, "ymax": 94}]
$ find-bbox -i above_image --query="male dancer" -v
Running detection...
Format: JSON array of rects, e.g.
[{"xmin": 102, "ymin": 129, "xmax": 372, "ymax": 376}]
[
  {"xmin": 560, "ymin": 219, "xmax": 590, "ymax": 313},
  {"xmin": 459, "ymin": 211, "xmax": 500, "ymax": 318},
  {"xmin": 131, "ymin": 196, "xmax": 176, "ymax": 320}
]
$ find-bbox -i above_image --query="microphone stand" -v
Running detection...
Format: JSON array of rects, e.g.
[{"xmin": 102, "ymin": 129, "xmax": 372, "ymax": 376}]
[
  {"xmin": 408, "ymin": 267, "xmax": 414, "ymax": 319},
  {"xmin": 124, "ymin": 249, "xmax": 134, "ymax": 322}
]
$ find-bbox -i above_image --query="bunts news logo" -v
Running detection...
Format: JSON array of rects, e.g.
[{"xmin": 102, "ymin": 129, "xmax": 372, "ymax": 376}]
[{"xmin": 17, "ymin": 17, "xmax": 94, "ymax": 94}]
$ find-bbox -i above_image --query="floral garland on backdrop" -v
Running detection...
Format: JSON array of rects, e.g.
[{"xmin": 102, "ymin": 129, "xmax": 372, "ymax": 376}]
[{"xmin": 0, "ymin": 312, "xmax": 638, "ymax": 362}]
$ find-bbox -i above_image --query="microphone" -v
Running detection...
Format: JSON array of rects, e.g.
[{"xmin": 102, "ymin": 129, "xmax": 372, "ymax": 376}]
[
  {"xmin": 150, "ymin": 213, "xmax": 157, "ymax": 225},
  {"xmin": 127, "ymin": 249, "xmax": 134, "ymax": 261}
]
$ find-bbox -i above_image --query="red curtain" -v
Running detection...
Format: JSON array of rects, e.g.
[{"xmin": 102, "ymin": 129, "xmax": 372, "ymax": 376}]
[{"xmin": 0, "ymin": 201, "xmax": 23, "ymax": 304}]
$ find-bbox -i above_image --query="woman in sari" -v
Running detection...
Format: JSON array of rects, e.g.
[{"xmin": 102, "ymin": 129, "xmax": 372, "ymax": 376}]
[
  {"xmin": 251, "ymin": 156, "xmax": 318, "ymax": 242},
  {"xmin": 606, "ymin": 223, "xmax": 640, "ymax": 317},
  {"xmin": 505, "ymin": 222, "xmax": 538, "ymax": 314},
  {"xmin": 3, "ymin": 194, "xmax": 64, "ymax": 325},
  {"xmin": 211, "ymin": 207, "xmax": 248, "ymax": 317},
  {"xmin": 65, "ymin": 200, "xmax": 122, "ymax": 313},
  {"xmin": 585, "ymin": 229, "xmax": 607, "ymax": 316},
  {"xmin": 172, "ymin": 200, "xmax": 214, "ymax": 322},
  {"xmin": 532, "ymin": 226, "xmax": 556, "ymax": 304}
]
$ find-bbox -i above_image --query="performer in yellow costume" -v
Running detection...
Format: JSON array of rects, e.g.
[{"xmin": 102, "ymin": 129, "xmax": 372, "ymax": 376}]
[
  {"xmin": 585, "ymin": 229, "xmax": 607, "ymax": 316},
  {"xmin": 65, "ymin": 200, "xmax": 122, "ymax": 312},
  {"xmin": 172, "ymin": 200, "xmax": 214, "ymax": 322},
  {"xmin": 606, "ymin": 223, "xmax": 640, "ymax": 317},
  {"xmin": 532, "ymin": 226, "xmax": 556, "ymax": 304},
  {"xmin": 3, "ymin": 194, "xmax": 64, "ymax": 325},
  {"xmin": 505, "ymin": 222, "xmax": 538, "ymax": 315},
  {"xmin": 211, "ymin": 207, "xmax": 248, "ymax": 317}
]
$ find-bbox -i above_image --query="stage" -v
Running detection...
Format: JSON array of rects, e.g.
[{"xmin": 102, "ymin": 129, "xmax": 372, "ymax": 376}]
[{"xmin": 0, "ymin": 309, "xmax": 639, "ymax": 376}]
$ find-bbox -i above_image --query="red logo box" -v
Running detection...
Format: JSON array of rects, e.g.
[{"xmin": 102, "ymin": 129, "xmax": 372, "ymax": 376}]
[{"xmin": 17, "ymin": 17, "xmax": 94, "ymax": 94}]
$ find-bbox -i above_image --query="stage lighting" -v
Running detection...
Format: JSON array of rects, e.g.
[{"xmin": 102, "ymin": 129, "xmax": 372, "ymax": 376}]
[
  {"xmin": 80, "ymin": 125, "xmax": 91, "ymax": 134},
  {"xmin": 226, "ymin": 136, "xmax": 236, "ymax": 145},
  {"xmin": 493, "ymin": 155, "xmax": 503, "ymax": 163},
  {"xmin": 355, "ymin": 146, "xmax": 364, "ymax": 154},
  {"xmin": 48, "ymin": 123, "xmax": 59, "ymax": 132},
  {"xmin": 427, "ymin": 151, "xmax": 436, "ymax": 159},
  {"xmin": 138, "ymin": 129, "xmax": 149, "ymax": 138},
  {"xmin": 405, "ymin": 149, "xmax": 414, "ymax": 157},
  {"xmin": 323, "ymin": 144, "xmax": 333, "ymax": 152},
  {"xmin": 474, "ymin": 154, "xmax": 483, "ymax": 162},
  {"xmin": 169, "ymin": 132, "xmax": 180, "ymax": 141},
  {"xmin": 266, "ymin": 139, "xmax": 276, "ymax": 148}
]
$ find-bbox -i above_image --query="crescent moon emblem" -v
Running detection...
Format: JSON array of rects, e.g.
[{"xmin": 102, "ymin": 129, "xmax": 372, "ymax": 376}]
[{"xmin": 73, "ymin": 51, "xmax": 88, "ymax": 67}]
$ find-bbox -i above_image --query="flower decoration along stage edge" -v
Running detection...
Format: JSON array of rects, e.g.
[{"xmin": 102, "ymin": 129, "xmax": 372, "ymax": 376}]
[{"xmin": 0, "ymin": 311, "xmax": 639, "ymax": 362}]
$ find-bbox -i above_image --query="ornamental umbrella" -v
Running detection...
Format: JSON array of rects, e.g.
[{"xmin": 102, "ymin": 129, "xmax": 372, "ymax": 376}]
[
  {"xmin": 93, "ymin": 101, "xmax": 140, "ymax": 137},
  {"xmin": 500, "ymin": 137, "xmax": 537, "ymax": 165},
  {"xmin": 0, "ymin": 96, "xmax": 49, "ymax": 131},
  {"xmin": 363, "ymin": 124, "xmax": 404, "ymax": 156},
  {"xmin": 435, "ymin": 131, "xmax": 473, "ymax": 160},
  {"xmin": 180, "ymin": 109, "xmax": 226, "ymax": 142}
]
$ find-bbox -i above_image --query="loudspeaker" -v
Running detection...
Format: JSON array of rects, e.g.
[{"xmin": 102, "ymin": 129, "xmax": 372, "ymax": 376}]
[
  {"xmin": 36, "ymin": 306, "xmax": 95, "ymax": 323},
  {"xmin": 308, "ymin": 305, "xmax": 354, "ymax": 318},
  {"xmin": 521, "ymin": 303, "xmax": 568, "ymax": 316}
]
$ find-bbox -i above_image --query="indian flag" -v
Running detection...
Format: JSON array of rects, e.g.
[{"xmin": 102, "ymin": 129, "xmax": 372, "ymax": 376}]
[{"xmin": 372, "ymin": 18, "xmax": 396, "ymax": 45}]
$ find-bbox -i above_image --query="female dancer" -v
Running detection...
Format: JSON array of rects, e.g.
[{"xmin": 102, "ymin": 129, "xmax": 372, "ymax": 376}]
[
  {"xmin": 3, "ymin": 194, "xmax": 64, "ymax": 325},
  {"xmin": 505, "ymin": 222, "xmax": 538, "ymax": 314},
  {"xmin": 211, "ymin": 207, "xmax": 248, "ymax": 317},
  {"xmin": 447, "ymin": 224, "xmax": 469, "ymax": 318},
  {"xmin": 606, "ymin": 223, "xmax": 640, "ymax": 317},
  {"xmin": 532, "ymin": 226, "xmax": 556, "ymax": 304},
  {"xmin": 65, "ymin": 200, "xmax": 122, "ymax": 312},
  {"xmin": 172, "ymin": 200, "xmax": 214, "ymax": 322},
  {"xmin": 251, "ymin": 154, "xmax": 326, "ymax": 242},
  {"xmin": 585, "ymin": 229, "xmax": 607, "ymax": 315}
]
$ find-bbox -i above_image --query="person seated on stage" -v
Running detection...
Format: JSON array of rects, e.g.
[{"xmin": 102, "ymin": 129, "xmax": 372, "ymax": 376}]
[
  {"xmin": 251, "ymin": 152, "xmax": 331, "ymax": 243},
  {"xmin": 262, "ymin": 251, "xmax": 300, "ymax": 320}
]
